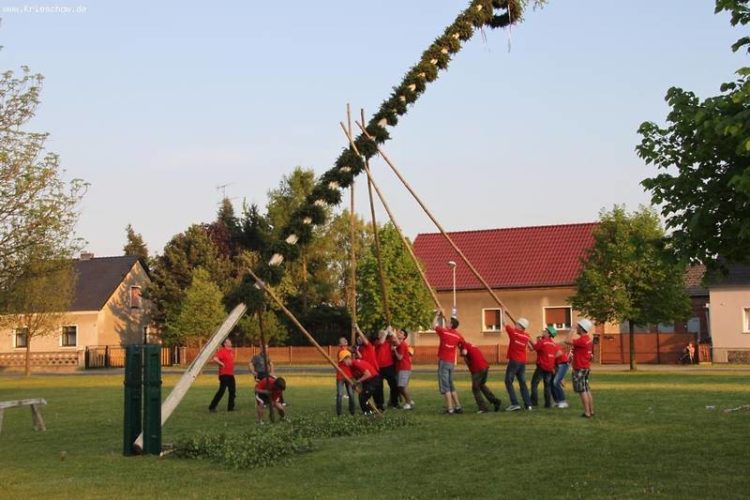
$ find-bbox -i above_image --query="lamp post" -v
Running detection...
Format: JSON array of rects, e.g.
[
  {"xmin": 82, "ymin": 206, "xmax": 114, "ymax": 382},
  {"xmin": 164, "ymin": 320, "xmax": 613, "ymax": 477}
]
[{"xmin": 448, "ymin": 261, "xmax": 457, "ymax": 317}]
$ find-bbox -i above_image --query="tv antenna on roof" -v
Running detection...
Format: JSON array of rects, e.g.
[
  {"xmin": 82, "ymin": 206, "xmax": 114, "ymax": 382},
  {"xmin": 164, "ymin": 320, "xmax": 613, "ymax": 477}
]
[{"xmin": 216, "ymin": 183, "xmax": 233, "ymax": 199}]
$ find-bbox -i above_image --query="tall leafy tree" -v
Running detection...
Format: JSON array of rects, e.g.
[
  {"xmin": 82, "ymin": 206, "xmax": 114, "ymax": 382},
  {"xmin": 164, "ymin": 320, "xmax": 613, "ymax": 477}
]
[
  {"xmin": 123, "ymin": 224, "xmax": 149, "ymax": 264},
  {"xmin": 146, "ymin": 225, "xmax": 232, "ymax": 344},
  {"xmin": 637, "ymin": 0, "xmax": 750, "ymax": 270},
  {"xmin": 0, "ymin": 65, "xmax": 86, "ymax": 297},
  {"xmin": 170, "ymin": 268, "xmax": 226, "ymax": 347},
  {"xmin": 235, "ymin": 309, "xmax": 288, "ymax": 346},
  {"xmin": 356, "ymin": 223, "xmax": 433, "ymax": 334},
  {"xmin": 570, "ymin": 206, "xmax": 692, "ymax": 371},
  {"xmin": 0, "ymin": 257, "xmax": 76, "ymax": 375}
]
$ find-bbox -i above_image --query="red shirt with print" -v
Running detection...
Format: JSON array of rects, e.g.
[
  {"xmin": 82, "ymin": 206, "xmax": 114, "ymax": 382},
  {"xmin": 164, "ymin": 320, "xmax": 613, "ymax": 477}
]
[
  {"xmin": 462, "ymin": 342, "xmax": 489, "ymax": 374},
  {"xmin": 215, "ymin": 347, "xmax": 234, "ymax": 376},
  {"xmin": 255, "ymin": 377, "xmax": 282, "ymax": 402},
  {"xmin": 435, "ymin": 326, "xmax": 465, "ymax": 363},
  {"xmin": 350, "ymin": 359, "xmax": 377, "ymax": 381},
  {"xmin": 534, "ymin": 338, "xmax": 557, "ymax": 373},
  {"xmin": 336, "ymin": 346, "xmax": 352, "ymax": 381},
  {"xmin": 505, "ymin": 325, "xmax": 530, "ymax": 363},
  {"xmin": 376, "ymin": 340, "xmax": 395, "ymax": 368},
  {"xmin": 396, "ymin": 341, "xmax": 412, "ymax": 371},
  {"xmin": 572, "ymin": 335, "xmax": 593, "ymax": 370}
]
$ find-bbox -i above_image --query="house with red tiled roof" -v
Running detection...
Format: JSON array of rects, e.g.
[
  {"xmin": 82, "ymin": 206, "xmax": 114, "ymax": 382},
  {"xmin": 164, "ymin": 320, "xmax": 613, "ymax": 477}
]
[
  {"xmin": 0, "ymin": 254, "xmax": 152, "ymax": 370},
  {"xmin": 412, "ymin": 223, "xmax": 602, "ymax": 348}
]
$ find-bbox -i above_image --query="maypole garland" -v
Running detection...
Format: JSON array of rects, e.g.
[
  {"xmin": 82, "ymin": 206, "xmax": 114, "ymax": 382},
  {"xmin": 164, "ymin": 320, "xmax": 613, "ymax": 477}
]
[{"xmin": 236, "ymin": 0, "xmax": 534, "ymax": 302}]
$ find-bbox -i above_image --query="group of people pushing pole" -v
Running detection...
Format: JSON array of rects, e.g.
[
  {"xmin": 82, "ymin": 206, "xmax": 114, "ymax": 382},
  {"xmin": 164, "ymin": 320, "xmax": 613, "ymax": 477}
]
[{"xmin": 339, "ymin": 310, "xmax": 595, "ymax": 419}]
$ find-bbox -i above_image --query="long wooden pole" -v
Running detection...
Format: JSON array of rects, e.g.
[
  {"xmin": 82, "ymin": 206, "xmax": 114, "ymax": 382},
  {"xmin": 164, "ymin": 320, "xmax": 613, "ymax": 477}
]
[
  {"xmin": 361, "ymin": 109, "xmax": 393, "ymax": 327},
  {"xmin": 246, "ymin": 269, "xmax": 380, "ymax": 415},
  {"xmin": 340, "ymin": 121, "xmax": 445, "ymax": 317},
  {"xmin": 134, "ymin": 303, "xmax": 247, "ymax": 451},
  {"xmin": 355, "ymin": 120, "xmax": 517, "ymax": 324},
  {"xmin": 347, "ymin": 103, "xmax": 358, "ymax": 346}
]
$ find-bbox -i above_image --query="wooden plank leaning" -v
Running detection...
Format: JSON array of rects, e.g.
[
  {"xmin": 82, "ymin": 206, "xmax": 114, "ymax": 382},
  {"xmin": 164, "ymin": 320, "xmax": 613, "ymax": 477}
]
[{"xmin": 133, "ymin": 303, "xmax": 247, "ymax": 451}]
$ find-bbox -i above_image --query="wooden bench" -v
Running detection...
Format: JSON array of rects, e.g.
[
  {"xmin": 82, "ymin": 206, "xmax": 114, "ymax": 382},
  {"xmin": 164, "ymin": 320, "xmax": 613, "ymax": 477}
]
[{"xmin": 0, "ymin": 398, "xmax": 47, "ymax": 435}]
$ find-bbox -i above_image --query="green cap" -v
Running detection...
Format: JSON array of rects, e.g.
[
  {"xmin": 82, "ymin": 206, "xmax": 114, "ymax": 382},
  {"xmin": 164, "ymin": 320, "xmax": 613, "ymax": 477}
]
[{"xmin": 545, "ymin": 325, "xmax": 557, "ymax": 337}]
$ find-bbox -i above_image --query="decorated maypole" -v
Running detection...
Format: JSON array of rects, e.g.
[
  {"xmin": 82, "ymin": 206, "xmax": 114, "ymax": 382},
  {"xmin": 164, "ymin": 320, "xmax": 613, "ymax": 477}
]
[{"xmin": 232, "ymin": 0, "xmax": 535, "ymax": 306}]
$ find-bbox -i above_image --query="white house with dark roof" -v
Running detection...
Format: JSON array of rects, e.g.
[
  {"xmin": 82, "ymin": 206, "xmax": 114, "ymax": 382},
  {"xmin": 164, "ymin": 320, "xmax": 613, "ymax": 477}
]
[{"xmin": 0, "ymin": 255, "xmax": 151, "ymax": 363}]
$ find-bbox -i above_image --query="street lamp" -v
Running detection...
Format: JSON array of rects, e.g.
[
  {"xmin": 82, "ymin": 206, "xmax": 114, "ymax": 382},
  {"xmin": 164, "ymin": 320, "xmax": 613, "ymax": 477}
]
[{"xmin": 448, "ymin": 261, "xmax": 457, "ymax": 317}]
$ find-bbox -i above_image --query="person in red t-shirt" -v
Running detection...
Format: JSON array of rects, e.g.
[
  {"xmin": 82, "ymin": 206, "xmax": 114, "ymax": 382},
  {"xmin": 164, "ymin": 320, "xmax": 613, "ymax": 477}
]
[
  {"xmin": 255, "ymin": 375, "xmax": 286, "ymax": 424},
  {"xmin": 530, "ymin": 326, "xmax": 560, "ymax": 409},
  {"xmin": 460, "ymin": 341, "xmax": 502, "ymax": 413},
  {"xmin": 433, "ymin": 311, "xmax": 465, "ymax": 415},
  {"xmin": 208, "ymin": 338, "xmax": 236, "ymax": 412},
  {"xmin": 566, "ymin": 318, "xmax": 595, "ymax": 418},
  {"xmin": 503, "ymin": 318, "xmax": 532, "ymax": 411},
  {"xmin": 335, "ymin": 337, "xmax": 355, "ymax": 416},
  {"xmin": 354, "ymin": 325, "xmax": 384, "ymax": 411},
  {"xmin": 552, "ymin": 343, "xmax": 570, "ymax": 409},
  {"xmin": 376, "ymin": 327, "xmax": 400, "ymax": 409},
  {"xmin": 342, "ymin": 351, "xmax": 382, "ymax": 414},
  {"xmin": 393, "ymin": 328, "xmax": 415, "ymax": 410}
]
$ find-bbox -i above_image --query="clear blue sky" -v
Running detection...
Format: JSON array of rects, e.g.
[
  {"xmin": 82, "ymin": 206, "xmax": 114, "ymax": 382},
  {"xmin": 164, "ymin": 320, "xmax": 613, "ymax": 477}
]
[{"xmin": 1, "ymin": 1, "xmax": 744, "ymax": 257}]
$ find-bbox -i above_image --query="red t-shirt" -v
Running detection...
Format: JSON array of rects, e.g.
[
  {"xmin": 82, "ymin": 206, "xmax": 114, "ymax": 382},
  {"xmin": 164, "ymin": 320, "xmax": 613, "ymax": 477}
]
[
  {"xmin": 556, "ymin": 345, "xmax": 569, "ymax": 365},
  {"xmin": 462, "ymin": 342, "xmax": 489, "ymax": 374},
  {"xmin": 572, "ymin": 335, "xmax": 593, "ymax": 370},
  {"xmin": 215, "ymin": 347, "xmax": 234, "ymax": 376},
  {"xmin": 376, "ymin": 339, "xmax": 395, "ymax": 368},
  {"xmin": 435, "ymin": 326, "xmax": 465, "ymax": 363},
  {"xmin": 505, "ymin": 325, "xmax": 530, "ymax": 363},
  {"xmin": 534, "ymin": 338, "xmax": 557, "ymax": 373},
  {"xmin": 396, "ymin": 341, "xmax": 412, "ymax": 371},
  {"xmin": 358, "ymin": 343, "xmax": 379, "ymax": 371},
  {"xmin": 336, "ymin": 346, "xmax": 351, "ymax": 381},
  {"xmin": 255, "ymin": 377, "xmax": 282, "ymax": 401},
  {"xmin": 350, "ymin": 359, "xmax": 377, "ymax": 381}
]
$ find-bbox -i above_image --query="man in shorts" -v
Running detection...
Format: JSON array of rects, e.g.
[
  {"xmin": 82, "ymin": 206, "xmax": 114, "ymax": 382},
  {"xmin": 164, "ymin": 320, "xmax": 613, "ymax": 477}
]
[
  {"xmin": 433, "ymin": 311, "xmax": 465, "ymax": 415},
  {"xmin": 393, "ymin": 328, "xmax": 415, "ymax": 410},
  {"xmin": 566, "ymin": 318, "xmax": 594, "ymax": 418}
]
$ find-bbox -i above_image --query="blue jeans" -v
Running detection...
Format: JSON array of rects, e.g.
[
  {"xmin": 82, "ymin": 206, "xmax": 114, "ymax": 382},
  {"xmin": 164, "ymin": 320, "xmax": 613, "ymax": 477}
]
[
  {"xmin": 530, "ymin": 366, "xmax": 553, "ymax": 408},
  {"xmin": 504, "ymin": 360, "xmax": 531, "ymax": 407},
  {"xmin": 336, "ymin": 379, "xmax": 355, "ymax": 415},
  {"xmin": 552, "ymin": 363, "xmax": 569, "ymax": 402}
]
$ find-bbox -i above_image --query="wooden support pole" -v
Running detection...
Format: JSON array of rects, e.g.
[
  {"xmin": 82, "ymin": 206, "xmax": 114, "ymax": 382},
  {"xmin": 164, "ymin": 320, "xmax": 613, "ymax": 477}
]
[
  {"xmin": 347, "ymin": 103, "xmax": 358, "ymax": 345},
  {"xmin": 246, "ymin": 268, "xmax": 381, "ymax": 415},
  {"xmin": 355, "ymin": 120, "xmax": 517, "ymax": 325},
  {"xmin": 340, "ymin": 121, "xmax": 445, "ymax": 317},
  {"xmin": 134, "ymin": 303, "xmax": 247, "ymax": 451}
]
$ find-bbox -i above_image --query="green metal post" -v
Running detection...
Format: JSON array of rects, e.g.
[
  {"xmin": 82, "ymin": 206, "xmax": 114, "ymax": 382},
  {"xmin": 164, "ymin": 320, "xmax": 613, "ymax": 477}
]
[
  {"xmin": 142, "ymin": 344, "xmax": 162, "ymax": 455},
  {"xmin": 123, "ymin": 344, "xmax": 142, "ymax": 456}
]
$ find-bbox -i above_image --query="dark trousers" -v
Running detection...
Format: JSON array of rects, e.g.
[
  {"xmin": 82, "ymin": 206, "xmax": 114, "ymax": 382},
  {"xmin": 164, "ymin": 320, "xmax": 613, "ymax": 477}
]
[
  {"xmin": 505, "ymin": 360, "xmax": 531, "ymax": 407},
  {"xmin": 209, "ymin": 374, "xmax": 236, "ymax": 411},
  {"xmin": 359, "ymin": 375, "xmax": 383, "ymax": 413},
  {"xmin": 379, "ymin": 365, "xmax": 399, "ymax": 408},
  {"xmin": 530, "ymin": 367, "xmax": 553, "ymax": 408},
  {"xmin": 471, "ymin": 369, "xmax": 501, "ymax": 411},
  {"xmin": 336, "ymin": 379, "xmax": 355, "ymax": 416}
]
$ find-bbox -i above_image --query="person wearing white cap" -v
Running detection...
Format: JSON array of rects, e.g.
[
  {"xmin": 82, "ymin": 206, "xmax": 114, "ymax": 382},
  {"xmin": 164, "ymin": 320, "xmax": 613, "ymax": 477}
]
[
  {"xmin": 566, "ymin": 318, "xmax": 595, "ymax": 418},
  {"xmin": 503, "ymin": 318, "xmax": 533, "ymax": 411}
]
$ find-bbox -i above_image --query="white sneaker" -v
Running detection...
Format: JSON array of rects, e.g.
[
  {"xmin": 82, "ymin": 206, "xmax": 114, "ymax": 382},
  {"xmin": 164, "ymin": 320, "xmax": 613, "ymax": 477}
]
[
  {"xmin": 505, "ymin": 404, "xmax": 521, "ymax": 412},
  {"xmin": 557, "ymin": 401, "xmax": 569, "ymax": 409},
  {"xmin": 402, "ymin": 403, "xmax": 413, "ymax": 410}
]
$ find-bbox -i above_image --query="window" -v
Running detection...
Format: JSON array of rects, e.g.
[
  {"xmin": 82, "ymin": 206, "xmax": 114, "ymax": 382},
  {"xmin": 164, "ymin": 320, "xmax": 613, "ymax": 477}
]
[
  {"xmin": 482, "ymin": 308, "xmax": 503, "ymax": 332},
  {"xmin": 130, "ymin": 286, "xmax": 142, "ymax": 309},
  {"xmin": 544, "ymin": 306, "xmax": 572, "ymax": 330},
  {"xmin": 61, "ymin": 325, "xmax": 77, "ymax": 347},
  {"xmin": 744, "ymin": 308, "xmax": 750, "ymax": 333},
  {"xmin": 14, "ymin": 327, "xmax": 28, "ymax": 348}
]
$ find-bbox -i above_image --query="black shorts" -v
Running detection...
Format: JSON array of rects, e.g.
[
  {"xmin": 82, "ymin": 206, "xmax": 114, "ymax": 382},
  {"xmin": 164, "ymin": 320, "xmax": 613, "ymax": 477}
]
[{"xmin": 255, "ymin": 392, "xmax": 271, "ymax": 406}]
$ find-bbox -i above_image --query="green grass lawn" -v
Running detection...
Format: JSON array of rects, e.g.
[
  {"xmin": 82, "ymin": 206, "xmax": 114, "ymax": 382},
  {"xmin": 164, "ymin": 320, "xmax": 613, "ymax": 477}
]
[{"xmin": 0, "ymin": 368, "xmax": 749, "ymax": 499}]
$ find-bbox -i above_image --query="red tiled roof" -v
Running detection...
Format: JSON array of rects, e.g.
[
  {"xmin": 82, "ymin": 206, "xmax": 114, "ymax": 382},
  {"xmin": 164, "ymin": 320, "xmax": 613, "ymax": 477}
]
[{"xmin": 413, "ymin": 223, "xmax": 598, "ymax": 290}]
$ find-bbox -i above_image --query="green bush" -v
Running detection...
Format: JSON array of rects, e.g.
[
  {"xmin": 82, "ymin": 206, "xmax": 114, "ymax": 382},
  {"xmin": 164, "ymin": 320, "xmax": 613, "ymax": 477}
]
[{"xmin": 172, "ymin": 413, "xmax": 411, "ymax": 469}]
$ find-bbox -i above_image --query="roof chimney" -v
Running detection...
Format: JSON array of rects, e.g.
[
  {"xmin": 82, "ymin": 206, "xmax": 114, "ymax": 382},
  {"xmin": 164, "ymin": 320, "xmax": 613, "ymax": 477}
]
[{"xmin": 80, "ymin": 252, "xmax": 94, "ymax": 261}]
